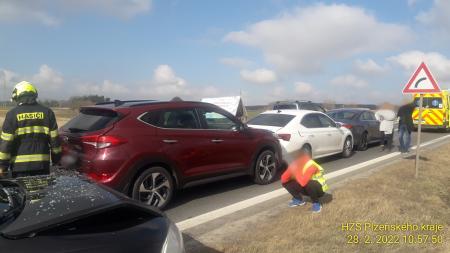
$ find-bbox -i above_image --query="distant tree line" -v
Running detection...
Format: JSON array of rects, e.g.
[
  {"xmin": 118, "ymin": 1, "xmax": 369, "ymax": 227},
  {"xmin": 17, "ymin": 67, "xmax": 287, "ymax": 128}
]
[
  {"xmin": 34, "ymin": 95, "xmax": 111, "ymax": 109},
  {"xmin": 0, "ymin": 95, "xmax": 111, "ymax": 109}
]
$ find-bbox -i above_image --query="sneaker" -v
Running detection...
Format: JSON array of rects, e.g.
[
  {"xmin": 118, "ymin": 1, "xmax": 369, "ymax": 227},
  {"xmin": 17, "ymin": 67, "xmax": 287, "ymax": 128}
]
[
  {"xmin": 312, "ymin": 202, "xmax": 322, "ymax": 213},
  {"xmin": 288, "ymin": 198, "xmax": 306, "ymax": 207}
]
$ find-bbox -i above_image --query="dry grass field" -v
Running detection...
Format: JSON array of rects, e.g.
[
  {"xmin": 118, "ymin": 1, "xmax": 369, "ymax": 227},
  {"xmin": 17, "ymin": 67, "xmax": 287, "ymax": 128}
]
[
  {"xmin": 0, "ymin": 107, "xmax": 75, "ymax": 127},
  {"xmin": 198, "ymin": 143, "xmax": 450, "ymax": 253}
]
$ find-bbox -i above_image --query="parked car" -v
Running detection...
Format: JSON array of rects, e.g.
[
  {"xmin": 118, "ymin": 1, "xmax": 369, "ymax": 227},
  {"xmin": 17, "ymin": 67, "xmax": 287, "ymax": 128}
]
[
  {"xmin": 326, "ymin": 108, "xmax": 383, "ymax": 151},
  {"xmin": 59, "ymin": 100, "xmax": 282, "ymax": 209},
  {"xmin": 0, "ymin": 171, "xmax": 184, "ymax": 253},
  {"xmin": 273, "ymin": 100, "xmax": 326, "ymax": 113},
  {"xmin": 247, "ymin": 110, "xmax": 353, "ymax": 161}
]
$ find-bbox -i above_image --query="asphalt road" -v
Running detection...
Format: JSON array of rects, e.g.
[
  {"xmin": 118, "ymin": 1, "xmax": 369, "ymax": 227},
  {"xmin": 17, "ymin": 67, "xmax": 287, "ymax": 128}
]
[{"xmin": 165, "ymin": 130, "xmax": 448, "ymax": 222}]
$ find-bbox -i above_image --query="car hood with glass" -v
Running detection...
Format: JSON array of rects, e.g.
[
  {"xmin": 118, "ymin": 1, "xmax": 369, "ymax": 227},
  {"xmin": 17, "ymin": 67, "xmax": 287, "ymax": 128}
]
[{"xmin": 0, "ymin": 171, "xmax": 162, "ymax": 238}]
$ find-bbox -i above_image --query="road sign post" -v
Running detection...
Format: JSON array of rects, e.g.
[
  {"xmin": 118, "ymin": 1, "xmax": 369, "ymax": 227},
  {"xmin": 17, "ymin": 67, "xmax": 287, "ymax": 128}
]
[
  {"xmin": 415, "ymin": 94, "xmax": 423, "ymax": 179},
  {"xmin": 402, "ymin": 62, "xmax": 441, "ymax": 178}
]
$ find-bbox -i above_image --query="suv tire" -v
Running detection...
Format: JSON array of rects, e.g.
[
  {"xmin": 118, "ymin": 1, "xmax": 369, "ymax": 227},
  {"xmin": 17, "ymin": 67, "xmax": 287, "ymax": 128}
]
[
  {"xmin": 132, "ymin": 166, "xmax": 174, "ymax": 209},
  {"xmin": 358, "ymin": 132, "xmax": 368, "ymax": 151},
  {"xmin": 253, "ymin": 150, "xmax": 278, "ymax": 185}
]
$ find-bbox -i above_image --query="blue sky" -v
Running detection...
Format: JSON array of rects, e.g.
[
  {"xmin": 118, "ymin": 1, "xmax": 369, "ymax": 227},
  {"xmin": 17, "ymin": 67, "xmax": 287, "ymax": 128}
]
[{"xmin": 1, "ymin": 0, "xmax": 450, "ymax": 105}]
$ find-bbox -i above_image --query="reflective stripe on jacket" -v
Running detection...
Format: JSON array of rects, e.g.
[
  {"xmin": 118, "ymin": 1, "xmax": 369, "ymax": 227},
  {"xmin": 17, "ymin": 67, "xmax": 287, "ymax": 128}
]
[
  {"xmin": 281, "ymin": 156, "xmax": 328, "ymax": 192},
  {"xmin": 0, "ymin": 103, "xmax": 61, "ymax": 173}
]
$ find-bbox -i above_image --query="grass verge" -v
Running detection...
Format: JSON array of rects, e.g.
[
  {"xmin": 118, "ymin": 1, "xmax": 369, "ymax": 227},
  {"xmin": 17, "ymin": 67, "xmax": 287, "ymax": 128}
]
[{"xmin": 195, "ymin": 143, "xmax": 450, "ymax": 253}]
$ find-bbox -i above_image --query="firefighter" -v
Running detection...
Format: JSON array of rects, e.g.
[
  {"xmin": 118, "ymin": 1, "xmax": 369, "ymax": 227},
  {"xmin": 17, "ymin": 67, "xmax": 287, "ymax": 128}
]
[
  {"xmin": 0, "ymin": 81, "xmax": 61, "ymax": 178},
  {"xmin": 281, "ymin": 149, "xmax": 328, "ymax": 213}
]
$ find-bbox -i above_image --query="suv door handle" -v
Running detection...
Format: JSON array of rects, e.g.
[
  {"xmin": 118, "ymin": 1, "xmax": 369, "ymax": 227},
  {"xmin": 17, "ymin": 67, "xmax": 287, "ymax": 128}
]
[
  {"xmin": 211, "ymin": 139, "xmax": 224, "ymax": 143},
  {"xmin": 308, "ymin": 134, "xmax": 315, "ymax": 137},
  {"xmin": 163, "ymin": 139, "xmax": 178, "ymax": 144}
]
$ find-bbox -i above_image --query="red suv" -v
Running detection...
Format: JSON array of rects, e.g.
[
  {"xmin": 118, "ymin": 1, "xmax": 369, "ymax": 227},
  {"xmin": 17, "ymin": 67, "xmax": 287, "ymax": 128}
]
[{"xmin": 59, "ymin": 100, "xmax": 282, "ymax": 208}]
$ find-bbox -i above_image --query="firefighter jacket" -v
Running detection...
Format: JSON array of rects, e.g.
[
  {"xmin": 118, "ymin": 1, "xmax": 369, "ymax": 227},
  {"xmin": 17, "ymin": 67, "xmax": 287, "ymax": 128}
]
[
  {"xmin": 281, "ymin": 155, "xmax": 329, "ymax": 192},
  {"xmin": 0, "ymin": 103, "xmax": 61, "ymax": 173}
]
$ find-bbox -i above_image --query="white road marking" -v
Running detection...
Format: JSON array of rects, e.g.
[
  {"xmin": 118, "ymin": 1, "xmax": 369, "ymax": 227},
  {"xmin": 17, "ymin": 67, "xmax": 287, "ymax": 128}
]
[{"xmin": 176, "ymin": 134, "xmax": 450, "ymax": 231}]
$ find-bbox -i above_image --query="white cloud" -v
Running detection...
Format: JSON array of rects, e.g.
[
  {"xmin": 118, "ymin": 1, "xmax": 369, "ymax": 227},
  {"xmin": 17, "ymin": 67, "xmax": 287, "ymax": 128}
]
[
  {"xmin": 0, "ymin": 1, "xmax": 60, "ymax": 26},
  {"xmin": 77, "ymin": 80, "xmax": 131, "ymax": 98},
  {"xmin": 416, "ymin": 0, "xmax": 450, "ymax": 35},
  {"xmin": 330, "ymin": 74, "xmax": 368, "ymax": 88},
  {"xmin": 224, "ymin": 4, "xmax": 412, "ymax": 73},
  {"xmin": 0, "ymin": 0, "xmax": 152, "ymax": 26},
  {"xmin": 0, "ymin": 69, "xmax": 18, "ymax": 87},
  {"xmin": 31, "ymin": 65, "xmax": 64, "ymax": 89},
  {"xmin": 353, "ymin": 59, "xmax": 386, "ymax": 75},
  {"xmin": 138, "ymin": 64, "xmax": 223, "ymax": 99},
  {"xmin": 0, "ymin": 65, "xmax": 65, "ymax": 99},
  {"xmin": 294, "ymin": 82, "xmax": 313, "ymax": 94},
  {"xmin": 387, "ymin": 50, "xmax": 450, "ymax": 83},
  {"xmin": 240, "ymin": 68, "xmax": 277, "ymax": 84},
  {"xmin": 220, "ymin": 57, "xmax": 253, "ymax": 68},
  {"xmin": 152, "ymin": 64, "xmax": 187, "ymax": 87}
]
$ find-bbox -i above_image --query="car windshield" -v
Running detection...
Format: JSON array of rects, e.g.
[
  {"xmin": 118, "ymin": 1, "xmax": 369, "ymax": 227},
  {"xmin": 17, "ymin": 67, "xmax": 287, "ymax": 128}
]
[
  {"xmin": 328, "ymin": 111, "xmax": 358, "ymax": 120},
  {"xmin": 248, "ymin": 114, "xmax": 295, "ymax": 127},
  {"xmin": 414, "ymin": 97, "xmax": 443, "ymax": 109}
]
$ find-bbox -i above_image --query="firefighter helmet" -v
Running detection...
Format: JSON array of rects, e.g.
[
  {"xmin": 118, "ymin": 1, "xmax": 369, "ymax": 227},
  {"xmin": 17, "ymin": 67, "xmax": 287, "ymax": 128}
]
[{"xmin": 11, "ymin": 81, "xmax": 38, "ymax": 101}]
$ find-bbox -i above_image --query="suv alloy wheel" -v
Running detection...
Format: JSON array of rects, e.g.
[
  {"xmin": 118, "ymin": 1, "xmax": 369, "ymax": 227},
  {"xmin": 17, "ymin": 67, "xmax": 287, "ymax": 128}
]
[
  {"xmin": 132, "ymin": 167, "xmax": 174, "ymax": 209},
  {"xmin": 253, "ymin": 150, "xmax": 278, "ymax": 184}
]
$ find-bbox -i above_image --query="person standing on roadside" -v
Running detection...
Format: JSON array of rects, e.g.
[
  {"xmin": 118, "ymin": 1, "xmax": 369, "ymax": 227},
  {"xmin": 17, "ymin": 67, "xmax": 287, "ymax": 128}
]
[
  {"xmin": 281, "ymin": 149, "xmax": 328, "ymax": 213},
  {"xmin": 397, "ymin": 102, "xmax": 415, "ymax": 153},
  {"xmin": 0, "ymin": 81, "xmax": 61, "ymax": 178},
  {"xmin": 375, "ymin": 108, "xmax": 396, "ymax": 151}
]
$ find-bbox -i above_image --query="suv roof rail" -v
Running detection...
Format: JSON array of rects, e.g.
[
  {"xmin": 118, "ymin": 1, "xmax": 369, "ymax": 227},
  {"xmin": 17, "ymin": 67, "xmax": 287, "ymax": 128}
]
[
  {"xmin": 95, "ymin": 100, "xmax": 157, "ymax": 107},
  {"xmin": 275, "ymin": 100, "xmax": 313, "ymax": 104}
]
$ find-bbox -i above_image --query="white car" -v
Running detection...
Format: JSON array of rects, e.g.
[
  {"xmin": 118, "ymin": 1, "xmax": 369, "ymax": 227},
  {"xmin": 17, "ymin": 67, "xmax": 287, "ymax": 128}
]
[{"xmin": 247, "ymin": 110, "xmax": 353, "ymax": 162}]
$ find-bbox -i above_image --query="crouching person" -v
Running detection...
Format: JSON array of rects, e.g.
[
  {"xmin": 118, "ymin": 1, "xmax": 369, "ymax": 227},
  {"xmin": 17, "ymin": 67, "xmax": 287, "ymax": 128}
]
[{"xmin": 281, "ymin": 149, "xmax": 328, "ymax": 213}]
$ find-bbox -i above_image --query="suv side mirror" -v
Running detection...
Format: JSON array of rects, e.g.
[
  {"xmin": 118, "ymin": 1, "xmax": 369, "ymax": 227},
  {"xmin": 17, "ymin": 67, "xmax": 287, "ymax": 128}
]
[
  {"xmin": 233, "ymin": 122, "xmax": 246, "ymax": 132},
  {"xmin": 336, "ymin": 122, "xmax": 342, "ymax": 128}
]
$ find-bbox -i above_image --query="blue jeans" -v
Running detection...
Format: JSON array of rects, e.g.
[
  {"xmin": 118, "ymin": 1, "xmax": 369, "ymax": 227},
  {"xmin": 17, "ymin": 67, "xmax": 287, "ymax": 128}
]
[{"xmin": 399, "ymin": 124, "xmax": 411, "ymax": 152}]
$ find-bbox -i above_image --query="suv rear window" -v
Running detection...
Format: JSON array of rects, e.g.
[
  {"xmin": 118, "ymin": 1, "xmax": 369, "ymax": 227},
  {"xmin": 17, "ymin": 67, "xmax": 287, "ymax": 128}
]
[
  {"xmin": 248, "ymin": 114, "xmax": 295, "ymax": 127},
  {"xmin": 328, "ymin": 111, "xmax": 358, "ymax": 120},
  {"xmin": 62, "ymin": 109, "xmax": 119, "ymax": 132},
  {"xmin": 273, "ymin": 104, "xmax": 297, "ymax": 110}
]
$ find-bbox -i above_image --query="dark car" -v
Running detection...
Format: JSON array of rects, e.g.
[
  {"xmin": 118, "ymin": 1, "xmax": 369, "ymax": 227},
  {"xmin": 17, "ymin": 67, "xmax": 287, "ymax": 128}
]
[
  {"xmin": 59, "ymin": 100, "xmax": 282, "ymax": 209},
  {"xmin": 326, "ymin": 108, "xmax": 383, "ymax": 151},
  {"xmin": 273, "ymin": 100, "xmax": 326, "ymax": 113},
  {"xmin": 0, "ymin": 172, "xmax": 184, "ymax": 253}
]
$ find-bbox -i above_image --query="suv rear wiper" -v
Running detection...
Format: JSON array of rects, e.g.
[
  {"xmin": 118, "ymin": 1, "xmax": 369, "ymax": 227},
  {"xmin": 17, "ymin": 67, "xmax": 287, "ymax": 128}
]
[{"xmin": 68, "ymin": 128, "xmax": 87, "ymax": 133}]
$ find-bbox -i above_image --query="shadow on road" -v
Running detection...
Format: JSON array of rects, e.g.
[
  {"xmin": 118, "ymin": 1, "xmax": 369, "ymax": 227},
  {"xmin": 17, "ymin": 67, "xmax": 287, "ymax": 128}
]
[
  {"xmin": 184, "ymin": 234, "xmax": 223, "ymax": 253},
  {"xmin": 166, "ymin": 176, "xmax": 255, "ymax": 209},
  {"xmin": 166, "ymin": 165, "xmax": 286, "ymax": 210},
  {"xmin": 402, "ymin": 155, "xmax": 430, "ymax": 161}
]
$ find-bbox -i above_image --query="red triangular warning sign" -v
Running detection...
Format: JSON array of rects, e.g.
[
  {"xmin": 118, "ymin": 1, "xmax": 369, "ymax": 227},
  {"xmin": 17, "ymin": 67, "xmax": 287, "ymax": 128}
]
[{"xmin": 402, "ymin": 62, "xmax": 441, "ymax": 94}]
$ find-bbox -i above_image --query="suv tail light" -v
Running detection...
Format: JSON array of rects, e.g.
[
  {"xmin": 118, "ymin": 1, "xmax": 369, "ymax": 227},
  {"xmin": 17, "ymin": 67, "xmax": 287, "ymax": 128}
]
[
  {"xmin": 277, "ymin": 133, "xmax": 291, "ymax": 141},
  {"xmin": 81, "ymin": 135, "xmax": 127, "ymax": 149}
]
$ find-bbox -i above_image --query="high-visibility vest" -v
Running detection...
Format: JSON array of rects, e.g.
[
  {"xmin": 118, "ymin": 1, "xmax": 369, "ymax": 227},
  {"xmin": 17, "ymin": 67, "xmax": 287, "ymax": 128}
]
[
  {"xmin": 303, "ymin": 160, "xmax": 329, "ymax": 192},
  {"xmin": 286, "ymin": 158, "xmax": 328, "ymax": 192}
]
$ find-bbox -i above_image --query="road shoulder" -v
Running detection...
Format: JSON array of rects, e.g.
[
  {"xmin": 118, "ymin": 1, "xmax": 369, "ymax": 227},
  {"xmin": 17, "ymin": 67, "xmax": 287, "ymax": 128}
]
[{"xmin": 183, "ymin": 138, "xmax": 450, "ymax": 253}]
